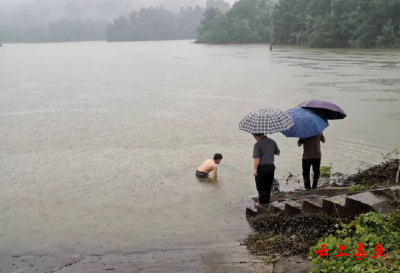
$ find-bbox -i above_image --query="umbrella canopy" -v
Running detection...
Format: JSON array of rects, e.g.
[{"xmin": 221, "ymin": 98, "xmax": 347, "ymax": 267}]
[
  {"xmin": 282, "ymin": 108, "xmax": 329, "ymax": 138},
  {"xmin": 298, "ymin": 100, "xmax": 346, "ymax": 120},
  {"xmin": 239, "ymin": 109, "xmax": 295, "ymax": 135}
]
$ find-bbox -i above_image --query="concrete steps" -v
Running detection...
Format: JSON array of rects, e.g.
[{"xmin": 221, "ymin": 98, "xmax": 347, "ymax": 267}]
[
  {"xmin": 270, "ymin": 202, "xmax": 286, "ymax": 214},
  {"xmin": 322, "ymin": 195, "xmax": 347, "ymax": 217},
  {"xmin": 391, "ymin": 186, "xmax": 400, "ymax": 198},
  {"xmin": 285, "ymin": 201, "xmax": 303, "ymax": 216},
  {"xmin": 303, "ymin": 197, "xmax": 324, "ymax": 215},
  {"xmin": 245, "ymin": 197, "xmax": 258, "ymax": 217},
  {"xmin": 346, "ymin": 191, "xmax": 394, "ymax": 215},
  {"xmin": 254, "ymin": 203, "xmax": 270, "ymax": 214},
  {"xmin": 246, "ymin": 186, "xmax": 399, "ymax": 218}
]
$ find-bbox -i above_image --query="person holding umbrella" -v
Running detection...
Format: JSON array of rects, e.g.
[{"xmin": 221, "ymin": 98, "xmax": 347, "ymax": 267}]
[
  {"xmin": 239, "ymin": 109, "xmax": 294, "ymax": 204},
  {"xmin": 282, "ymin": 108, "xmax": 329, "ymax": 190},
  {"xmin": 253, "ymin": 134, "xmax": 281, "ymax": 203},
  {"xmin": 298, "ymin": 134, "xmax": 325, "ymax": 190},
  {"xmin": 284, "ymin": 100, "xmax": 346, "ymax": 190}
]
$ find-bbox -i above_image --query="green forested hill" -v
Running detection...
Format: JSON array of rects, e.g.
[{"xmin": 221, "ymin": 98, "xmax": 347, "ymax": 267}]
[{"xmin": 196, "ymin": 0, "xmax": 400, "ymax": 48}]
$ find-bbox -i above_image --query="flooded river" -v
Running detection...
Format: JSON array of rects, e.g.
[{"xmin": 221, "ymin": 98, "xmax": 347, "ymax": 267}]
[{"xmin": 0, "ymin": 41, "xmax": 399, "ymax": 257}]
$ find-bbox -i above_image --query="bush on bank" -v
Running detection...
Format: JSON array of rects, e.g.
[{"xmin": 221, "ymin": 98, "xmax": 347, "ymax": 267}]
[
  {"xmin": 309, "ymin": 208, "xmax": 400, "ymax": 273},
  {"xmin": 245, "ymin": 214, "xmax": 351, "ymax": 256},
  {"xmin": 245, "ymin": 203, "xmax": 400, "ymax": 272}
]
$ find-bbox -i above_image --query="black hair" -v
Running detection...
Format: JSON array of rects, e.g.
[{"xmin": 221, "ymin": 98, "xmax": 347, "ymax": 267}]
[
  {"xmin": 214, "ymin": 153, "xmax": 223, "ymax": 160},
  {"xmin": 253, "ymin": 134, "xmax": 264, "ymax": 137}
]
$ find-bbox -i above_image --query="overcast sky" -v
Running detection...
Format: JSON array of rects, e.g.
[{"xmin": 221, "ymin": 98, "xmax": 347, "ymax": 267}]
[
  {"xmin": 0, "ymin": 0, "xmax": 238, "ymax": 9},
  {"xmin": 0, "ymin": 0, "xmax": 239, "ymax": 27}
]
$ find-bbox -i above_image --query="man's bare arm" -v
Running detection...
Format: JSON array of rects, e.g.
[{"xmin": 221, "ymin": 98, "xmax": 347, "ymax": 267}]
[
  {"xmin": 254, "ymin": 158, "xmax": 260, "ymax": 177},
  {"xmin": 213, "ymin": 166, "xmax": 218, "ymax": 178},
  {"xmin": 321, "ymin": 134, "xmax": 326, "ymax": 143},
  {"xmin": 297, "ymin": 141, "xmax": 303, "ymax": 147}
]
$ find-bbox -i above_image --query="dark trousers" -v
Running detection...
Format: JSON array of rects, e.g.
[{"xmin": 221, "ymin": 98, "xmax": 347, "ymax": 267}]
[
  {"xmin": 302, "ymin": 158, "xmax": 321, "ymax": 190},
  {"xmin": 255, "ymin": 164, "xmax": 275, "ymax": 204}
]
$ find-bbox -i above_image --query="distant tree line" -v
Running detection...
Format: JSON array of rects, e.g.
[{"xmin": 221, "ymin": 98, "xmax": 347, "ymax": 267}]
[
  {"xmin": 105, "ymin": 6, "xmax": 204, "ymax": 42},
  {"xmin": 196, "ymin": 0, "xmax": 400, "ymax": 48},
  {"xmin": 206, "ymin": 0, "xmax": 230, "ymax": 13},
  {"xmin": 2, "ymin": 0, "xmax": 399, "ymax": 48},
  {"xmin": 0, "ymin": 0, "xmax": 228, "ymax": 43},
  {"xmin": 196, "ymin": 0, "xmax": 273, "ymax": 44},
  {"xmin": 272, "ymin": 0, "xmax": 400, "ymax": 48},
  {"xmin": 105, "ymin": 0, "xmax": 230, "ymax": 42},
  {"xmin": 0, "ymin": 19, "xmax": 105, "ymax": 43}
]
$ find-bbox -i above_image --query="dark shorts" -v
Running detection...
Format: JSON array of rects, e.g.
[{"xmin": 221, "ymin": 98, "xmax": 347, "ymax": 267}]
[{"xmin": 196, "ymin": 170, "xmax": 208, "ymax": 178}]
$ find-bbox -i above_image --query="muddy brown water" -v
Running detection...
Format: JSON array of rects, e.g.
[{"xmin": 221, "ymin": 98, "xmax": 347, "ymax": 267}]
[{"xmin": 0, "ymin": 41, "xmax": 399, "ymax": 257}]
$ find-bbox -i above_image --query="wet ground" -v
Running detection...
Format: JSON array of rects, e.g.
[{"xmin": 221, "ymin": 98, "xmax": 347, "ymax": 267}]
[
  {"xmin": 0, "ymin": 245, "xmax": 314, "ymax": 273},
  {"xmin": 0, "ymin": 245, "xmax": 276, "ymax": 273},
  {"xmin": 0, "ymin": 41, "xmax": 399, "ymax": 271}
]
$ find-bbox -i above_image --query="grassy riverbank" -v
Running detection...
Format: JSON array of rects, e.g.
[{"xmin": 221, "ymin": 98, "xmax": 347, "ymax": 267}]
[
  {"xmin": 245, "ymin": 157, "xmax": 400, "ymax": 272},
  {"xmin": 245, "ymin": 214, "xmax": 351, "ymax": 257},
  {"xmin": 246, "ymin": 205, "xmax": 400, "ymax": 272},
  {"xmin": 309, "ymin": 207, "xmax": 400, "ymax": 273}
]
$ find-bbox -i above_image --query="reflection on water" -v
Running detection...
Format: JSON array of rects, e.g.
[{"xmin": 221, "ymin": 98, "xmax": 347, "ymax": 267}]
[{"xmin": 0, "ymin": 41, "xmax": 399, "ymax": 256}]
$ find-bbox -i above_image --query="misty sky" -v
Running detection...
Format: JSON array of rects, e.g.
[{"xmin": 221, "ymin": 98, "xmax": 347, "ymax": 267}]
[
  {"xmin": 0, "ymin": 0, "xmax": 238, "ymax": 28},
  {"xmin": 0, "ymin": 0, "xmax": 238, "ymax": 14}
]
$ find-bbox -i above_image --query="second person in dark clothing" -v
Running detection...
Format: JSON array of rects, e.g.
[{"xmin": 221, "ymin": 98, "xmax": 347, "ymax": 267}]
[
  {"xmin": 298, "ymin": 134, "xmax": 325, "ymax": 190},
  {"xmin": 253, "ymin": 134, "xmax": 280, "ymax": 204}
]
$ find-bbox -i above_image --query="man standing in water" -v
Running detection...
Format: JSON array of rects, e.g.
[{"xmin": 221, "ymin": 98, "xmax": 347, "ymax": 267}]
[
  {"xmin": 253, "ymin": 134, "xmax": 280, "ymax": 204},
  {"xmin": 298, "ymin": 134, "xmax": 325, "ymax": 190},
  {"xmin": 196, "ymin": 154, "xmax": 223, "ymax": 178}
]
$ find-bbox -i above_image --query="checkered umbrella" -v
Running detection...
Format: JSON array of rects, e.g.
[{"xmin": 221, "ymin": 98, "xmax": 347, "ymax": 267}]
[
  {"xmin": 282, "ymin": 108, "xmax": 329, "ymax": 138},
  {"xmin": 239, "ymin": 109, "xmax": 295, "ymax": 135}
]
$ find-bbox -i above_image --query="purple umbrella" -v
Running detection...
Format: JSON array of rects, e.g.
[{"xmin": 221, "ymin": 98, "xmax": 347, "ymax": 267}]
[{"xmin": 297, "ymin": 101, "xmax": 347, "ymax": 120}]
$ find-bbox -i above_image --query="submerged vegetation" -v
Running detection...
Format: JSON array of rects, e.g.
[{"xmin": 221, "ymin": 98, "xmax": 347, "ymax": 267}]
[
  {"xmin": 331, "ymin": 149, "xmax": 400, "ymax": 188},
  {"xmin": 347, "ymin": 149, "xmax": 400, "ymax": 187}
]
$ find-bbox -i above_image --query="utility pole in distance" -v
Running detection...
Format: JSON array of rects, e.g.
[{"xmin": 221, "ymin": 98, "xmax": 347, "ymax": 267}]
[{"xmin": 270, "ymin": 17, "xmax": 274, "ymax": 51}]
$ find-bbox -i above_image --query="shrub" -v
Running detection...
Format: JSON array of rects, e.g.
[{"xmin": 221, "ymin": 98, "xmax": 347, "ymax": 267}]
[
  {"xmin": 310, "ymin": 209, "xmax": 400, "ymax": 272},
  {"xmin": 348, "ymin": 185, "xmax": 375, "ymax": 195},
  {"xmin": 245, "ymin": 214, "xmax": 349, "ymax": 256}
]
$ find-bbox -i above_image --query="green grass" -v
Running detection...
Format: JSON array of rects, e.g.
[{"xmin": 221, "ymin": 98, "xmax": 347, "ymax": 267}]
[
  {"xmin": 320, "ymin": 165, "xmax": 332, "ymax": 177},
  {"xmin": 348, "ymin": 184, "xmax": 376, "ymax": 195},
  {"xmin": 309, "ymin": 208, "xmax": 400, "ymax": 272}
]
